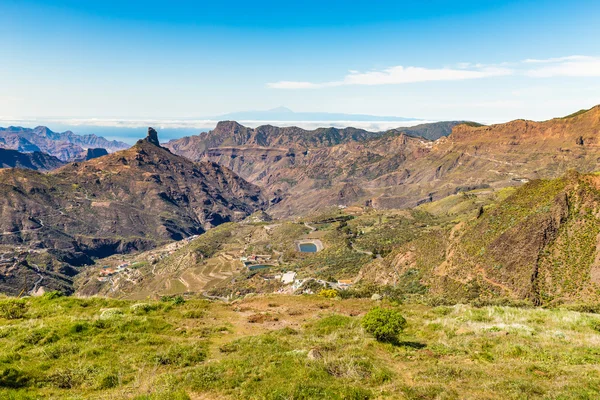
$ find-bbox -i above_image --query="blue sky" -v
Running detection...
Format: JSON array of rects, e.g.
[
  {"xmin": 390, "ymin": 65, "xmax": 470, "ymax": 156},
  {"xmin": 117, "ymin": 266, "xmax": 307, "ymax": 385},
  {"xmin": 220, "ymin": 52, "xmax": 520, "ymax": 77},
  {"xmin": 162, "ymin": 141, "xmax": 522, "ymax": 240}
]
[{"xmin": 1, "ymin": 0, "xmax": 600, "ymax": 124}]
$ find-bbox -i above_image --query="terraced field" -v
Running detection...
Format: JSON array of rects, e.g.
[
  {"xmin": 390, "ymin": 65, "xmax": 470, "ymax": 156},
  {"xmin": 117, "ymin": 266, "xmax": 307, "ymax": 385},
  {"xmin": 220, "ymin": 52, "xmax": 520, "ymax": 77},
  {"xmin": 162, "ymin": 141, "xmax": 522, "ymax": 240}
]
[
  {"xmin": 179, "ymin": 255, "xmax": 242, "ymax": 292},
  {"xmin": 117, "ymin": 255, "xmax": 242, "ymax": 300}
]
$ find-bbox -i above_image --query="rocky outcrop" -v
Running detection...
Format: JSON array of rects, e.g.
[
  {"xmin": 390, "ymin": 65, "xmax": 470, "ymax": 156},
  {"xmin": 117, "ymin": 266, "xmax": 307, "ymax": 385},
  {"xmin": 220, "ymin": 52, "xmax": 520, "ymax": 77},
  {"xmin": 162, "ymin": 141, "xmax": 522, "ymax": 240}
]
[
  {"xmin": 85, "ymin": 148, "xmax": 109, "ymax": 160},
  {"xmin": 146, "ymin": 127, "xmax": 160, "ymax": 146}
]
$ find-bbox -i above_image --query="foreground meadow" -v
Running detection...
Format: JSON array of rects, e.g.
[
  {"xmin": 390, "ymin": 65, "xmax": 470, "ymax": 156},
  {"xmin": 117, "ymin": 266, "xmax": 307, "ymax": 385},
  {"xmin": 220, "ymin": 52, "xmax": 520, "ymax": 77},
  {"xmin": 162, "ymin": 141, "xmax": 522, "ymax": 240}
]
[{"xmin": 1, "ymin": 294, "xmax": 599, "ymax": 399}]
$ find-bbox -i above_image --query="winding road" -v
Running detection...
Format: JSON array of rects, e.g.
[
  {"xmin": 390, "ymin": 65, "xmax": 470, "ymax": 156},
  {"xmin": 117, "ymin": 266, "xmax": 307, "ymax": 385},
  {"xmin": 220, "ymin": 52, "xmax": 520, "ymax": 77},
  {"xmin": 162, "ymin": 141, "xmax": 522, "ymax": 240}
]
[
  {"xmin": 28, "ymin": 263, "xmax": 43, "ymax": 295},
  {"xmin": 350, "ymin": 242, "xmax": 382, "ymax": 259}
]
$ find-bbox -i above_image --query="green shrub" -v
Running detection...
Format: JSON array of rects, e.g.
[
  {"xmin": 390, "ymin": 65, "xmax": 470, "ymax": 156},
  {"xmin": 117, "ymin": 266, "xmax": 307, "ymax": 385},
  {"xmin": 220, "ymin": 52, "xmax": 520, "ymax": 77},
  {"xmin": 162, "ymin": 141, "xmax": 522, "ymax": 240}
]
[
  {"xmin": 362, "ymin": 307, "xmax": 406, "ymax": 342},
  {"xmin": 0, "ymin": 368, "xmax": 29, "ymax": 388},
  {"xmin": 161, "ymin": 296, "xmax": 185, "ymax": 305},
  {"xmin": 96, "ymin": 372, "xmax": 119, "ymax": 389},
  {"xmin": 564, "ymin": 303, "xmax": 600, "ymax": 314},
  {"xmin": 47, "ymin": 367, "xmax": 89, "ymax": 389},
  {"xmin": 43, "ymin": 291, "xmax": 64, "ymax": 300},
  {"xmin": 0, "ymin": 300, "xmax": 28, "ymax": 320},
  {"xmin": 318, "ymin": 289, "xmax": 339, "ymax": 299},
  {"xmin": 70, "ymin": 322, "xmax": 88, "ymax": 334},
  {"xmin": 130, "ymin": 302, "xmax": 159, "ymax": 315},
  {"xmin": 154, "ymin": 343, "xmax": 207, "ymax": 367}
]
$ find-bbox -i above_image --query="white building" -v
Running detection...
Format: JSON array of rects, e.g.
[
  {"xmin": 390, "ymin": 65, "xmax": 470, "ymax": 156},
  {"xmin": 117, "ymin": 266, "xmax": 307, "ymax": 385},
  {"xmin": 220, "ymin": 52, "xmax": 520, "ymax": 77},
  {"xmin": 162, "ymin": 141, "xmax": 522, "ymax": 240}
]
[{"xmin": 281, "ymin": 271, "xmax": 297, "ymax": 284}]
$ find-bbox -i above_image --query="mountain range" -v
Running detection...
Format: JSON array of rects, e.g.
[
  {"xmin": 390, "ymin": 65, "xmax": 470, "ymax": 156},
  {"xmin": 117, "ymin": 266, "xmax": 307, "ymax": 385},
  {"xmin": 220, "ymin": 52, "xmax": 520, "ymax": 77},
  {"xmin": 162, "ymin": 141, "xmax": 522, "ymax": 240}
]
[
  {"xmin": 0, "ymin": 126, "xmax": 129, "ymax": 161},
  {"xmin": 2, "ymin": 105, "xmax": 600, "ymax": 303},
  {"xmin": 165, "ymin": 107, "xmax": 600, "ymax": 217},
  {"xmin": 0, "ymin": 128, "xmax": 266, "ymax": 295}
]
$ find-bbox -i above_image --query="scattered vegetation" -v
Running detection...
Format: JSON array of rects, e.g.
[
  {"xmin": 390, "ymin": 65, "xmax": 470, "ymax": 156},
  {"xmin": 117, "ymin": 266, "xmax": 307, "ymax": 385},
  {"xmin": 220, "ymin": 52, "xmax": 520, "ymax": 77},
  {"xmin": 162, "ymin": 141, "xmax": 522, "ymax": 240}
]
[{"xmin": 1, "ymin": 294, "xmax": 599, "ymax": 398}]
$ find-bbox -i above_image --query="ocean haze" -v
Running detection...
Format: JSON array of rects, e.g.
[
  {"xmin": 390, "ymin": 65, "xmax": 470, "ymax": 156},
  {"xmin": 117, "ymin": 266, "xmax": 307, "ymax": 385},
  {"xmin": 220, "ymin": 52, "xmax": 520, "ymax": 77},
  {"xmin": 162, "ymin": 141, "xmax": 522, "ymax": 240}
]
[
  {"xmin": 11, "ymin": 121, "xmax": 429, "ymax": 145},
  {"xmin": 0, "ymin": 107, "xmax": 428, "ymax": 144}
]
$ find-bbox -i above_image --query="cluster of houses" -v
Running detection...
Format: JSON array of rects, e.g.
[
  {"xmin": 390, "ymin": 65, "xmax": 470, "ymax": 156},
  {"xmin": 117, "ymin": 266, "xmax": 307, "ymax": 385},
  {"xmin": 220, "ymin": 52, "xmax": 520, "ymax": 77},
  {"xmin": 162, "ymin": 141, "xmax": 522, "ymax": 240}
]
[
  {"xmin": 240, "ymin": 252, "xmax": 354, "ymax": 293},
  {"xmin": 97, "ymin": 262, "xmax": 131, "ymax": 282},
  {"xmin": 269, "ymin": 273, "xmax": 354, "ymax": 294}
]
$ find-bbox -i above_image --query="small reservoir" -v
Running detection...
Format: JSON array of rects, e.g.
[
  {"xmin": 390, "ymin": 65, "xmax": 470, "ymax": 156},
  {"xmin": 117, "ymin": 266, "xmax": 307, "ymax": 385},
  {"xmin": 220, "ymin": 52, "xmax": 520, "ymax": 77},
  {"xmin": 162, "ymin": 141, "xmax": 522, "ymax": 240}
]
[
  {"xmin": 299, "ymin": 243, "xmax": 318, "ymax": 253},
  {"xmin": 248, "ymin": 264, "xmax": 272, "ymax": 271},
  {"xmin": 296, "ymin": 239, "xmax": 323, "ymax": 253}
]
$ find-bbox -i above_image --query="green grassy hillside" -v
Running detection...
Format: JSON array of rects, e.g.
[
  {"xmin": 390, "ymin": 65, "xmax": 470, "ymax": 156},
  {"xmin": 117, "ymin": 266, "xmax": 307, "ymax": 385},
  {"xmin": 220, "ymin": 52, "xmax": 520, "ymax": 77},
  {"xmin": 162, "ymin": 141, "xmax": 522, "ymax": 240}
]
[{"xmin": 1, "ymin": 294, "xmax": 600, "ymax": 399}]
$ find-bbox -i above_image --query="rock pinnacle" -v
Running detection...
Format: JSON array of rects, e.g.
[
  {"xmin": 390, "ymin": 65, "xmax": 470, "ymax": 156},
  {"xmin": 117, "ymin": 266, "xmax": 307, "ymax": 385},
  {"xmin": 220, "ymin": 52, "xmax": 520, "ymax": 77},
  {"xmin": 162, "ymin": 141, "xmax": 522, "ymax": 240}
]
[{"xmin": 146, "ymin": 127, "xmax": 160, "ymax": 146}]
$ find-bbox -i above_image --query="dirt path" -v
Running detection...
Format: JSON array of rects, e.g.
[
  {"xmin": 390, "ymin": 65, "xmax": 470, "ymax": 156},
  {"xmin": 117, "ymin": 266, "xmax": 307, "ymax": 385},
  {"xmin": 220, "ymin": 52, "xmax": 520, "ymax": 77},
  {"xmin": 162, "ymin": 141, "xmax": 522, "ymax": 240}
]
[
  {"xmin": 476, "ymin": 266, "xmax": 514, "ymax": 294},
  {"xmin": 304, "ymin": 222, "xmax": 317, "ymax": 232},
  {"xmin": 350, "ymin": 241, "xmax": 382, "ymax": 259},
  {"xmin": 463, "ymin": 151, "xmax": 524, "ymax": 166}
]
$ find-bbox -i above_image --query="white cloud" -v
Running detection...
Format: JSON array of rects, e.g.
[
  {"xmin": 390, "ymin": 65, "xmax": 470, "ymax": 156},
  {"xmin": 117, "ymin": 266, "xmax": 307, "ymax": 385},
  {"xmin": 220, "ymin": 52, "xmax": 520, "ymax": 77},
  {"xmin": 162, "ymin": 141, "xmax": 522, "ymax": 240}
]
[
  {"xmin": 268, "ymin": 56, "xmax": 600, "ymax": 89},
  {"xmin": 524, "ymin": 56, "xmax": 600, "ymax": 78},
  {"xmin": 522, "ymin": 55, "xmax": 590, "ymax": 64},
  {"xmin": 268, "ymin": 64, "xmax": 513, "ymax": 89},
  {"xmin": 267, "ymin": 81, "xmax": 325, "ymax": 89},
  {"xmin": 341, "ymin": 66, "xmax": 512, "ymax": 85}
]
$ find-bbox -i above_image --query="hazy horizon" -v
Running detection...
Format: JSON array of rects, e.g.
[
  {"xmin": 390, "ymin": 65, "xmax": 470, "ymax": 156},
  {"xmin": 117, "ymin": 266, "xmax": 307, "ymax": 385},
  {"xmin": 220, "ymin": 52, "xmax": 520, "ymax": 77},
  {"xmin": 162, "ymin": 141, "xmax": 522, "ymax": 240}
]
[{"xmin": 1, "ymin": 100, "xmax": 596, "ymax": 144}]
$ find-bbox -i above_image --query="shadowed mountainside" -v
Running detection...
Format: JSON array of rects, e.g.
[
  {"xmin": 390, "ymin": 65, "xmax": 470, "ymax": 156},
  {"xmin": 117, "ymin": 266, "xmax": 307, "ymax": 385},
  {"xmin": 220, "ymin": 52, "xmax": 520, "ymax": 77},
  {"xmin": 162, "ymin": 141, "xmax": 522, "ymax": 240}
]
[
  {"xmin": 0, "ymin": 128, "xmax": 267, "ymax": 295},
  {"xmin": 0, "ymin": 148, "xmax": 65, "ymax": 171}
]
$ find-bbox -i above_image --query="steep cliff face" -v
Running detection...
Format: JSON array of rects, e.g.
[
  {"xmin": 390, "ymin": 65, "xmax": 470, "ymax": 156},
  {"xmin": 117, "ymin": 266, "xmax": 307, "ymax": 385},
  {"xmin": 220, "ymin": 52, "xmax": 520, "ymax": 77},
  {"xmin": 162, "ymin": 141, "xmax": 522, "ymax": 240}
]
[{"xmin": 83, "ymin": 148, "xmax": 109, "ymax": 161}]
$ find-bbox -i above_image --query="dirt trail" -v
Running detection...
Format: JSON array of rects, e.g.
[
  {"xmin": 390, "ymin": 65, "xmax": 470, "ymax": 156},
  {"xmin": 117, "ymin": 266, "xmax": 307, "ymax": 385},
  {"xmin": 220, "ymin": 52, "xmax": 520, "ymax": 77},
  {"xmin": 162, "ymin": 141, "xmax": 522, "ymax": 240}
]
[
  {"xmin": 476, "ymin": 266, "xmax": 514, "ymax": 294},
  {"xmin": 304, "ymin": 222, "xmax": 317, "ymax": 232}
]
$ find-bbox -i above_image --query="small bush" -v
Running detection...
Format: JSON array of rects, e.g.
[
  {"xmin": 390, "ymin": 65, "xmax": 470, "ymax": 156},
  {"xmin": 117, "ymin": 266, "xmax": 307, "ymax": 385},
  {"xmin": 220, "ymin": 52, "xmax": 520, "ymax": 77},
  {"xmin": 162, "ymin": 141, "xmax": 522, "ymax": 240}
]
[
  {"xmin": 247, "ymin": 313, "xmax": 278, "ymax": 323},
  {"xmin": 0, "ymin": 300, "xmax": 28, "ymax": 320},
  {"xmin": 47, "ymin": 367, "xmax": 89, "ymax": 389},
  {"xmin": 172, "ymin": 296, "xmax": 185, "ymax": 305},
  {"xmin": 70, "ymin": 322, "xmax": 88, "ymax": 334},
  {"xmin": 318, "ymin": 289, "xmax": 339, "ymax": 299},
  {"xmin": 154, "ymin": 343, "xmax": 207, "ymax": 367},
  {"xmin": 43, "ymin": 291, "xmax": 64, "ymax": 300},
  {"xmin": 99, "ymin": 308, "xmax": 123, "ymax": 319},
  {"xmin": 96, "ymin": 372, "xmax": 119, "ymax": 389},
  {"xmin": 0, "ymin": 368, "xmax": 29, "ymax": 388},
  {"xmin": 362, "ymin": 307, "xmax": 406, "ymax": 342},
  {"xmin": 130, "ymin": 303, "xmax": 158, "ymax": 315},
  {"xmin": 564, "ymin": 303, "xmax": 600, "ymax": 314},
  {"xmin": 161, "ymin": 296, "xmax": 185, "ymax": 305}
]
